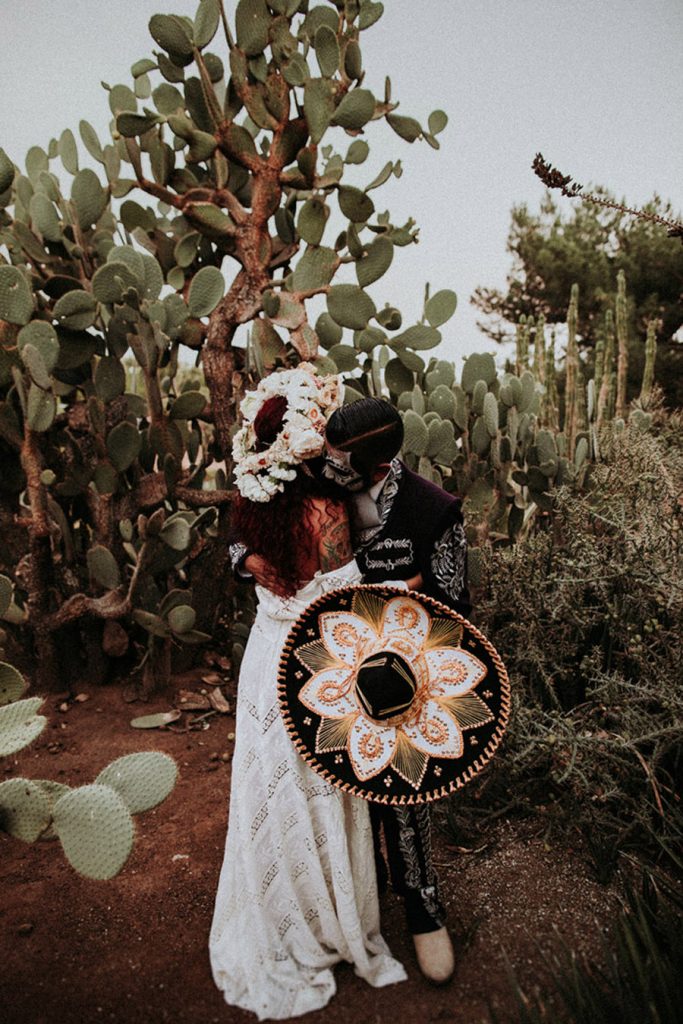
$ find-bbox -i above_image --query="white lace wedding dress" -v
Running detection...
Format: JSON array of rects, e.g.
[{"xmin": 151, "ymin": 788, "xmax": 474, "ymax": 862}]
[{"xmin": 209, "ymin": 559, "xmax": 406, "ymax": 1020}]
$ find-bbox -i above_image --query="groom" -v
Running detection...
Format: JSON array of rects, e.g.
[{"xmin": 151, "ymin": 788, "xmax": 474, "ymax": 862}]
[
  {"xmin": 322, "ymin": 396, "xmax": 469, "ymax": 986},
  {"xmin": 233, "ymin": 396, "xmax": 469, "ymax": 984}
]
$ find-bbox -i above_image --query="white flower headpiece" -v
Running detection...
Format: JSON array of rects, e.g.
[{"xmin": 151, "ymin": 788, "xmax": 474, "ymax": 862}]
[{"xmin": 232, "ymin": 362, "xmax": 343, "ymax": 502}]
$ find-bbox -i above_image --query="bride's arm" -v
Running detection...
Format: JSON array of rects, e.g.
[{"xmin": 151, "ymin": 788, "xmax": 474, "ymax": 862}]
[
  {"xmin": 314, "ymin": 500, "xmax": 354, "ymax": 574},
  {"xmin": 242, "ymin": 553, "xmax": 290, "ymax": 597}
]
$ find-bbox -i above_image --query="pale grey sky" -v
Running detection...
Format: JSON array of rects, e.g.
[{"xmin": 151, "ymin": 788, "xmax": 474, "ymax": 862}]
[{"xmin": 2, "ymin": 0, "xmax": 682, "ymax": 366}]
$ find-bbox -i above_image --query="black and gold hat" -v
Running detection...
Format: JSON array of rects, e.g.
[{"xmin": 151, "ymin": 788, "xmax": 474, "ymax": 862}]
[{"xmin": 277, "ymin": 584, "xmax": 511, "ymax": 805}]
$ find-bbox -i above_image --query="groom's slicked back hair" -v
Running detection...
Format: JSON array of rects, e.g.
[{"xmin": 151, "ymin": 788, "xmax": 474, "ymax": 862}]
[{"xmin": 326, "ymin": 397, "xmax": 403, "ymax": 473}]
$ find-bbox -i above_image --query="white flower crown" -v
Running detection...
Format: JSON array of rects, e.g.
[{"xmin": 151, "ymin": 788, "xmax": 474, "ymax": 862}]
[{"xmin": 232, "ymin": 363, "xmax": 343, "ymax": 502}]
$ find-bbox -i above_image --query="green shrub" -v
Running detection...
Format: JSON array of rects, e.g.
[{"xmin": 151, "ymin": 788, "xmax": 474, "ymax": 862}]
[{"xmin": 457, "ymin": 421, "xmax": 683, "ymax": 874}]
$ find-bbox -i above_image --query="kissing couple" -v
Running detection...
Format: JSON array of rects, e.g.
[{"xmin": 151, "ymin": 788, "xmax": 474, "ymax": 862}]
[{"xmin": 209, "ymin": 362, "xmax": 470, "ymax": 1021}]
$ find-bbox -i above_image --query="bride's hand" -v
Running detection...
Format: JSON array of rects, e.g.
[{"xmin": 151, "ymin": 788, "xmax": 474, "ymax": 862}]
[{"xmin": 243, "ymin": 554, "xmax": 290, "ymax": 597}]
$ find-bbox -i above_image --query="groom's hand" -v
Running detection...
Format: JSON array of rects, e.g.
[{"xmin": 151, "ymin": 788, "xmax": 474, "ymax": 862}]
[{"xmin": 243, "ymin": 554, "xmax": 290, "ymax": 597}]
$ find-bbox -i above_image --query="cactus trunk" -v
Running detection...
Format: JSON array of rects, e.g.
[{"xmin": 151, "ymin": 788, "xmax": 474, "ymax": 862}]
[{"xmin": 19, "ymin": 430, "xmax": 60, "ymax": 690}]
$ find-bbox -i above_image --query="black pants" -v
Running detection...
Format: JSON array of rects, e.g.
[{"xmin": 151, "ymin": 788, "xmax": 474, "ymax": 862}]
[{"xmin": 370, "ymin": 802, "xmax": 447, "ymax": 935}]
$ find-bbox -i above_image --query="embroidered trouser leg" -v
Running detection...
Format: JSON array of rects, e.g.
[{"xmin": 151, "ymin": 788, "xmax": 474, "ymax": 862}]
[{"xmin": 370, "ymin": 803, "xmax": 446, "ymax": 934}]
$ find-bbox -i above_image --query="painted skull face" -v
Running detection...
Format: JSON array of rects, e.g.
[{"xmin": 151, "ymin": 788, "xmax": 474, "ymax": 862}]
[{"xmin": 321, "ymin": 441, "xmax": 366, "ymax": 492}]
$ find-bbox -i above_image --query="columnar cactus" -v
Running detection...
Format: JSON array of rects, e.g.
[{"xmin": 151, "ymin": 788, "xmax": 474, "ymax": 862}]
[
  {"xmin": 640, "ymin": 319, "xmax": 657, "ymax": 409},
  {"xmin": 597, "ymin": 308, "xmax": 616, "ymax": 428},
  {"xmin": 615, "ymin": 269, "xmax": 629, "ymax": 420},
  {"xmin": 564, "ymin": 283, "xmax": 580, "ymax": 459}
]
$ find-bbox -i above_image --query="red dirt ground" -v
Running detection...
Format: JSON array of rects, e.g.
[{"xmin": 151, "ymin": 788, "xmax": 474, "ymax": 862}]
[{"xmin": 1, "ymin": 677, "xmax": 620, "ymax": 1024}]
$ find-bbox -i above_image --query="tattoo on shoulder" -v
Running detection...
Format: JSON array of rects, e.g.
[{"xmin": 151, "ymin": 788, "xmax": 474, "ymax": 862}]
[{"xmin": 318, "ymin": 512, "xmax": 353, "ymax": 573}]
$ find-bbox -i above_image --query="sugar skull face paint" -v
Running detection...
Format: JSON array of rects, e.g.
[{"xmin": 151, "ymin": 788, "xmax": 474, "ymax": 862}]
[{"xmin": 322, "ymin": 442, "xmax": 366, "ymax": 492}]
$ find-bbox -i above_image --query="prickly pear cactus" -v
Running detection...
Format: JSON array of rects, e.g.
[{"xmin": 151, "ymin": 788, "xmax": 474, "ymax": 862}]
[
  {"xmin": 0, "ymin": 663, "xmax": 177, "ymax": 879},
  {"xmin": 95, "ymin": 751, "xmax": 177, "ymax": 814},
  {"xmin": 52, "ymin": 784, "xmax": 135, "ymax": 881},
  {"xmin": 0, "ymin": 0, "xmax": 459, "ymax": 691}
]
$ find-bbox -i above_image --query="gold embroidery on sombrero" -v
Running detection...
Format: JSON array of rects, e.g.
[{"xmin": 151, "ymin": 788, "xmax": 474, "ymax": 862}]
[
  {"xmin": 440, "ymin": 660, "xmax": 468, "ymax": 686},
  {"xmin": 315, "ymin": 714, "xmax": 356, "ymax": 753},
  {"xmin": 332, "ymin": 622, "xmax": 361, "ymax": 648},
  {"xmin": 421, "ymin": 714, "xmax": 450, "ymax": 745},
  {"xmin": 349, "ymin": 717, "xmax": 396, "ymax": 780},
  {"xmin": 381, "ymin": 597, "xmax": 430, "ymax": 649},
  {"xmin": 423, "ymin": 648, "xmax": 486, "ymax": 697},
  {"xmin": 438, "ymin": 693, "xmax": 494, "ymax": 730},
  {"xmin": 295, "ymin": 639, "xmax": 340, "ymax": 673},
  {"xmin": 392, "ymin": 731, "xmax": 429, "ymax": 789},
  {"xmin": 319, "ymin": 611, "xmax": 376, "ymax": 666},
  {"xmin": 349, "ymin": 589, "xmax": 385, "ymax": 634},
  {"xmin": 401, "ymin": 703, "xmax": 464, "ymax": 760},
  {"xmin": 299, "ymin": 667, "xmax": 356, "ymax": 718},
  {"xmin": 424, "ymin": 617, "xmax": 463, "ymax": 651},
  {"xmin": 359, "ymin": 732, "xmax": 385, "ymax": 761},
  {"xmin": 395, "ymin": 604, "xmax": 421, "ymax": 631},
  {"xmin": 319, "ymin": 680, "xmax": 349, "ymax": 703}
]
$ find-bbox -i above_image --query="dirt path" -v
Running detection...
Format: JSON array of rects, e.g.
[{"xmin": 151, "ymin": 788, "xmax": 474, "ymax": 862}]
[{"xmin": 1, "ymin": 682, "xmax": 619, "ymax": 1024}]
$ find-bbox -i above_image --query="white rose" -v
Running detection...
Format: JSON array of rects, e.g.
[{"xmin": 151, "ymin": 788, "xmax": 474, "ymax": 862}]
[
  {"xmin": 240, "ymin": 392, "xmax": 263, "ymax": 420},
  {"xmin": 289, "ymin": 428, "xmax": 325, "ymax": 459}
]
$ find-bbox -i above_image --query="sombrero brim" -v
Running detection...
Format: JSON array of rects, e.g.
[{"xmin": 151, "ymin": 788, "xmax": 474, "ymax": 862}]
[{"xmin": 277, "ymin": 584, "xmax": 510, "ymax": 806}]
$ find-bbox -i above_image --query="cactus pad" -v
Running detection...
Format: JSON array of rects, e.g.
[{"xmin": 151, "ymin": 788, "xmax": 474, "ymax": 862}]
[
  {"xmin": 356, "ymin": 236, "xmax": 393, "ymax": 287},
  {"xmin": 425, "ymin": 360, "xmax": 455, "ymax": 392},
  {"xmin": 331, "ymin": 89, "xmax": 376, "ymax": 130},
  {"xmin": 424, "ymin": 289, "xmax": 457, "ymax": 328},
  {"xmin": 92, "ymin": 262, "xmax": 139, "ymax": 304},
  {"xmin": 461, "ymin": 353, "xmax": 496, "ymax": 393},
  {"xmin": 428, "ymin": 384, "xmax": 455, "ymax": 420},
  {"xmin": 160, "ymin": 515, "xmax": 192, "ymax": 551},
  {"xmin": 53, "ymin": 783, "xmax": 135, "ymax": 880},
  {"xmin": 384, "ymin": 357, "xmax": 413, "ymax": 395},
  {"xmin": 188, "ymin": 266, "xmax": 225, "ymax": 317},
  {"xmin": 471, "ymin": 379, "xmax": 487, "ymax": 415},
  {"xmin": 0, "ymin": 266, "xmax": 33, "ymax": 326},
  {"xmin": 95, "ymin": 752, "xmax": 177, "ymax": 814},
  {"xmin": 483, "ymin": 392, "xmax": 499, "ymax": 437},
  {"xmin": 402, "ymin": 410, "xmax": 428, "ymax": 455},
  {"xmin": 0, "ymin": 778, "xmax": 52, "ymax": 842},
  {"xmin": 53, "ymin": 290, "xmax": 98, "ymax": 331},
  {"xmin": 87, "ymin": 545, "xmax": 121, "ymax": 591},
  {"xmin": 0, "ymin": 661, "xmax": 28, "ymax": 705},
  {"xmin": 26, "ymin": 385, "xmax": 56, "ymax": 433},
  {"xmin": 327, "ymin": 285, "xmax": 375, "ymax": 330},
  {"xmin": 471, "ymin": 416, "xmax": 491, "ymax": 456},
  {"xmin": 168, "ymin": 604, "xmax": 197, "ymax": 635},
  {"xmin": 0, "ymin": 697, "xmax": 47, "ymax": 756},
  {"xmin": 0, "ymin": 577, "xmax": 12, "ymax": 619}
]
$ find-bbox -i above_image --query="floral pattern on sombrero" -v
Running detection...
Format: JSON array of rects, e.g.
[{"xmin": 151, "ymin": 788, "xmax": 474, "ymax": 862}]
[{"xmin": 295, "ymin": 591, "xmax": 494, "ymax": 790}]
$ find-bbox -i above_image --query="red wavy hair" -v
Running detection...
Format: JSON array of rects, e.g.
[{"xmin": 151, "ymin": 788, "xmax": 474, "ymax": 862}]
[{"xmin": 232, "ymin": 468, "xmax": 347, "ymax": 597}]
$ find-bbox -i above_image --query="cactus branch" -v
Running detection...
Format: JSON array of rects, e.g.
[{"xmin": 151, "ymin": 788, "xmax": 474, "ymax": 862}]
[
  {"xmin": 217, "ymin": 0, "xmax": 235, "ymax": 49},
  {"xmin": 46, "ymin": 537, "xmax": 154, "ymax": 630},
  {"xmin": 532, "ymin": 152, "xmax": 683, "ymax": 238},
  {"xmin": 193, "ymin": 49, "xmax": 224, "ymax": 131}
]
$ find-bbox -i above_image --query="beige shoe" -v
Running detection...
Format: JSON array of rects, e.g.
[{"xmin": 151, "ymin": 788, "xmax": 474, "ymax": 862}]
[{"xmin": 412, "ymin": 926, "xmax": 455, "ymax": 985}]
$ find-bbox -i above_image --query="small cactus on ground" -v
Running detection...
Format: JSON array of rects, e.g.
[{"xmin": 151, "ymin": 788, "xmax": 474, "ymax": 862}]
[{"xmin": 0, "ymin": 663, "xmax": 177, "ymax": 879}]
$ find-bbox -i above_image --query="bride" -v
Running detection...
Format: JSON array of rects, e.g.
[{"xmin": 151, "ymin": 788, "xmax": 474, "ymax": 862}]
[{"xmin": 209, "ymin": 365, "xmax": 406, "ymax": 1020}]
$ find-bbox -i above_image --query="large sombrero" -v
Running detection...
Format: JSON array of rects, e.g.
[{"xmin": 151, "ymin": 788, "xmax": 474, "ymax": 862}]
[{"xmin": 277, "ymin": 584, "xmax": 510, "ymax": 805}]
